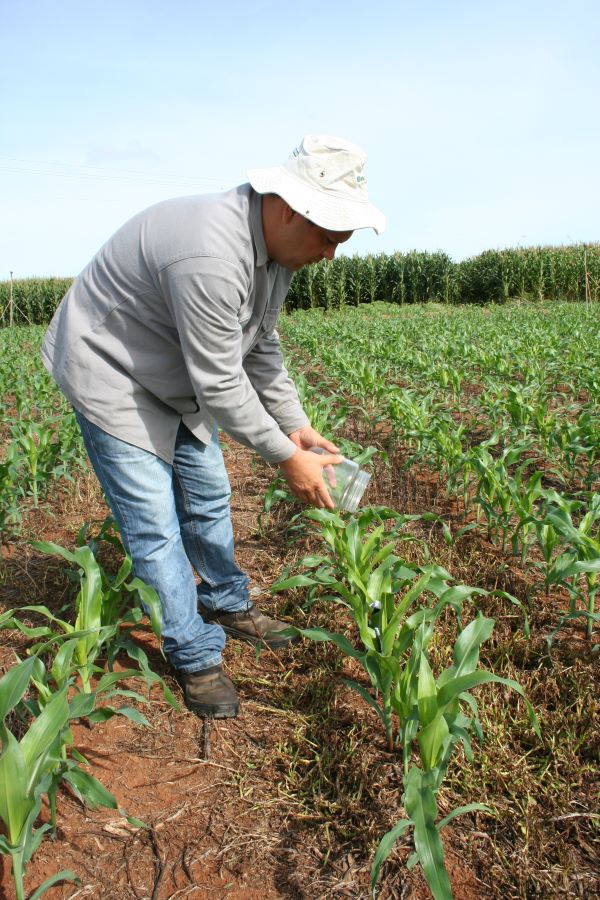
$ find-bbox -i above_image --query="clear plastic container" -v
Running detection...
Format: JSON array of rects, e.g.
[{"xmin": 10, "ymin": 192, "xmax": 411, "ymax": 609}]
[{"xmin": 310, "ymin": 447, "xmax": 371, "ymax": 512}]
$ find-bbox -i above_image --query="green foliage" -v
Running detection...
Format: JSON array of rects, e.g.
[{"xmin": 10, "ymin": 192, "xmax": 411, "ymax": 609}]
[
  {"xmin": 0, "ymin": 660, "xmax": 90, "ymax": 899},
  {"xmin": 279, "ymin": 302, "xmax": 600, "ymax": 644},
  {"xmin": 0, "ymin": 522, "xmax": 175, "ymax": 897},
  {"xmin": 284, "ymin": 244, "xmax": 600, "ymax": 310},
  {"xmin": 0, "ymin": 327, "xmax": 88, "ymax": 548},
  {"xmin": 273, "ymin": 509, "xmax": 538, "ymax": 899},
  {"xmin": 0, "ymin": 278, "xmax": 73, "ymax": 326},
  {"xmin": 1, "ymin": 532, "xmax": 177, "ymax": 706}
]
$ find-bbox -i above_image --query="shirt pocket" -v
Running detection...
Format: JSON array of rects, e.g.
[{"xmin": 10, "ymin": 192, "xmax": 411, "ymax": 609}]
[{"xmin": 262, "ymin": 298, "xmax": 283, "ymax": 333}]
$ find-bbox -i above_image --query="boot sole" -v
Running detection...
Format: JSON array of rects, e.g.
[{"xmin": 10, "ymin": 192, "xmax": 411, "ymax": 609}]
[
  {"xmin": 184, "ymin": 697, "xmax": 240, "ymax": 718},
  {"xmin": 219, "ymin": 624, "xmax": 299, "ymax": 649}
]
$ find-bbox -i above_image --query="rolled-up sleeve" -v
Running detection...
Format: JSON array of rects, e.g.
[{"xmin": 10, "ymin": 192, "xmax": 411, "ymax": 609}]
[{"xmin": 157, "ymin": 255, "xmax": 298, "ymax": 463}]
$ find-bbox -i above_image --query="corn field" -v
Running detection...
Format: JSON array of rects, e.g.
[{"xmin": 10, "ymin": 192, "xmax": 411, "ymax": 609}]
[
  {"xmin": 286, "ymin": 243, "xmax": 600, "ymax": 310},
  {"xmin": 0, "ymin": 301, "xmax": 598, "ymax": 898}
]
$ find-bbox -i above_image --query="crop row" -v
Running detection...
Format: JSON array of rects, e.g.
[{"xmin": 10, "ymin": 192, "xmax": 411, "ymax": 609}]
[
  {"xmin": 0, "ymin": 327, "xmax": 89, "ymax": 546},
  {"xmin": 277, "ymin": 302, "xmax": 600, "ymax": 641},
  {"xmin": 286, "ymin": 243, "xmax": 600, "ymax": 309}
]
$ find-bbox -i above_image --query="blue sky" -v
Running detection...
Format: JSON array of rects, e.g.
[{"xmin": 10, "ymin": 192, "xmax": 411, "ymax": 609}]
[{"xmin": 1, "ymin": 0, "xmax": 599, "ymax": 277}]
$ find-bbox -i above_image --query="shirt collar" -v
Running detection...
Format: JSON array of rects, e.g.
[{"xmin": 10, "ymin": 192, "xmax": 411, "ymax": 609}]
[{"xmin": 249, "ymin": 186, "xmax": 269, "ymax": 268}]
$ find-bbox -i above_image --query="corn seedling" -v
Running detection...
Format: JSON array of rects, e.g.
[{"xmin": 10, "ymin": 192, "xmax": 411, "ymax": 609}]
[
  {"xmin": 0, "ymin": 539, "xmax": 178, "ymax": 707},
  {"xmin": 0, "ymin": 656, "xmax": 147, "ymax": 899},
  {"xmin": 273, "ymin": 511, "xmax": 538, "ymax": 898},
  {"xmin": 541, "ymin": 493, "xmax": 600, "ymax": 640},
  {"xmin": 0, "ymin": 658, "xmax": 79, "ymax": 900}
]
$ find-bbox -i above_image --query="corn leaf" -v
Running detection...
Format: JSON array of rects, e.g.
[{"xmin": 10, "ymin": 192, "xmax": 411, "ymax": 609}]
[
  {"xmin": 20, "ymin": 685, "xmax": 69, "ymax": 771},
  {"xmin": 278, "ymin": 626, "xmax": 364, "ymax": 660},
  {"xmin": 271, "ymin": 574, "xmax": 322, "ymax": 591},
  {"xmin": 404, "ymin": 765, "xmax": 452, "ymax": 900},
  {"xmin": 28, "ymin": 871, "xmax": 81, "ymax": 900},
  {"xmin": 417, "ymin": 653, "xmax": 438, "ymax": 726},
  {"xmin": 0, "ymin": 656, "xmax": 36, "ymax": 721},
  {"xmin": 87, "ymin": 706, "xmax": 150, "ymax": 727},
  {"xmin": 371, "ymin": 817, "xmax": 413, "ymax": 897},
  {"xmin": 0, "ymin": 729, "xmax": 33, "ymax": 844},
  {"xmin": 418, "ymin": 714, "xmax": 450, "ymax": 771},
  {"xmin": 452, "ymin": 614, "xmax": 495, "ymax": 677},
  {"xmin": 51, "ymin": 638, "xmax": 79, "ymax": 685},
  {"xmin": 438, "ymin": 802, "xmax": 492, "ymax": 830},
  {"xmin": 62, "ymin": 768, "xmax": 118, "ymax": 810},
  {"xmin": 126, "ymin": 578, "xmax": 163, "ymax": 639},
  {"xmin": 342, "ymin": 678, "xmax": 386, "ymax": 726}
]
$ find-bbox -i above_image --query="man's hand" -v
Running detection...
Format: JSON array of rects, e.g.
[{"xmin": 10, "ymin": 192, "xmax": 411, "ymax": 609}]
[
  {"xmin": 284, "ymin": 425, "xmax": 341, "ymax": 508},
  {"xmin": 288, "ymin": 425, "xmax": 339, "ymax": 454},
  {"xmin": 279, "ymin": 446, "xmax": 342, "ymax": 509}
]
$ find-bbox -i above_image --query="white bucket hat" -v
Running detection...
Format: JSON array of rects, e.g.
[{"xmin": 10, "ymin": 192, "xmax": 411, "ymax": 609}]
[{"xmin": 248, "ymin": 134, "xmax": 386, "ymax": 235}]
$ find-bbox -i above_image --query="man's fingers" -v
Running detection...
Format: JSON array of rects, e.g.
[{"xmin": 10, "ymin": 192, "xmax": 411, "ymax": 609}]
[
  {"xmin": 315, "ymin": 487, "xmax": 334, "ymax": 509},
  {"xmin": 316, "ymin": 453, "xmax": 342, "ymax": 467},
  {"xmin": 279, "ymin": 448, "xmax": 338, "ymax": 508}
]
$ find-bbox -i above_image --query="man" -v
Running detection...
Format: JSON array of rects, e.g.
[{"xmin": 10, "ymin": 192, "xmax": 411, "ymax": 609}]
[{"xmin": 42, "ymin": 134, "xmax": 385, "ymax": 718}]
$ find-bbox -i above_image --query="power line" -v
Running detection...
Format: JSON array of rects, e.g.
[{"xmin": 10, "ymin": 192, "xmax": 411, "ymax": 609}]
[{"xmin": 0, "ymin": 155, "xmax": 234, "ymax": 189}]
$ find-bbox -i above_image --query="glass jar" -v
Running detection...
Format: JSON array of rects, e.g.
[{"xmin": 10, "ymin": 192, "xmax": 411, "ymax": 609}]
[{"xmin": 310, "ymin": 447, "xmax": 371, "ymax": 512}]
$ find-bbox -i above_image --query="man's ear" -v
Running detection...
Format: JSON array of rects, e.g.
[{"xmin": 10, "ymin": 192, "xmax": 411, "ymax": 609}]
[{"xmin": 280, "ymin": 202, "xmax": 297, "ymax": 225}]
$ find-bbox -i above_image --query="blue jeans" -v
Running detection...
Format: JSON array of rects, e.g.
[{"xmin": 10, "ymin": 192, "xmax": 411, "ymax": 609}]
[{"xmin": 74, "ymin": 410, "xmax": 250, "ymax": 673}]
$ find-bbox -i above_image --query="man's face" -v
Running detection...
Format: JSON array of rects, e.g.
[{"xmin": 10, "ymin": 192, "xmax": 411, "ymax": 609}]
[{"xmin": 278, "ymin": 214, "xmax": 354, "ymax": 271}]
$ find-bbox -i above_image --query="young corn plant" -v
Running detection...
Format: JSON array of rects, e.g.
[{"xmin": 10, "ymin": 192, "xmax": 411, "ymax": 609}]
[
  {"xmin": 551, "ymin": 413, "xmax": 600, "ymax": 490},
  {"xmin": 0, "ymin": 538, "xmax": 178, "ymax": 707},
  {"xmin": 10, "ymin": 418, "xmax": 65, "ymax": 508},
  {"xmin": 272, "ymin": 508, "xmax": 500, "ymax": 751},
  {"xmin": 0, "ymin": 447, "xmax": 23, "ymax": 549},
  {"xmin": 540, "ymin": 492, "xmax": 600, "ymax": 640},
  {"xmin": 0, "ymin": 658, "xmax": 79, "ymax": 900},
  {"xmin": 506, "ymin": 464, "xmax": 548, "ymax": 563},
  {"xmin": 469, "ymin": 442, "xmax": 532, "ymax": 551},
  {"xmin": 273, "ymin": 510, "xmax": 538, "ymax": 898},
  {"xmin": 371, "ymin": 612, "xmax": 538, "ymax": 899},
  {"xmin": 273, "ymin": 507, "xmax": 444, "ymax": 750},
  {"xmin": 0, "ymin": 656, "xmax": 147, "ymax": 899},
  {"xmin": 26, "ymin": 657, "xmax": 151, "ymax": 835}
]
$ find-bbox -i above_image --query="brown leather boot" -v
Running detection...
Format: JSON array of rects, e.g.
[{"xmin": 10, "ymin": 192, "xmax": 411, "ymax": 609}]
[
  {"xmin": 178, "ymin": 665, "xmax": 239, "ymax": 718},
  {"xmin": 198, "ymin": 603, "xmax": 299, "ymax": 650}
]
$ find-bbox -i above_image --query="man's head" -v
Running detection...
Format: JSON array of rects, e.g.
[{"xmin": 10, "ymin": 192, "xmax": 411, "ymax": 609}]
[
  {"xmin": 260, "ymin": 195, "xmax": 353, "ymax": 270},
  {"xmin": 249, "ymin": 134, "xmax": 385, "ymax": 270}
]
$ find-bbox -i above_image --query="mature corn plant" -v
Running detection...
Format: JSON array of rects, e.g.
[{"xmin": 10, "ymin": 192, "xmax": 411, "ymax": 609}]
[
  {"xmin": 329, "ymin": 255, "xmax": 350, "ymax": 309},
  {"xmin": 347, "ymin": 254, "xmax": 369, "ymax": 307},
  {"xmin": 362, "ymin": 255, "xmax": 380, "ymax": 305},
  {"xmin": 283, "ymin": 243, "xmax": 600, "ymax": 310},
  {"xmin": 457, "ymin": 250, "xmax": 510, "ymax": 305},
  {"xmin": 0, "ymin": 278, "xmax": 73, "ymax": 326},
  {"xmin": 382, "ymin": 252, "xmax": 407, "ymax": 305}
]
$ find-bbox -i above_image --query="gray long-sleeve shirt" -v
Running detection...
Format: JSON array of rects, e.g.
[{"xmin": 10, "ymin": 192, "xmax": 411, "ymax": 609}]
[{"xmin": 41, "ymin": 184, "xmax": 309, "ymax": 464}]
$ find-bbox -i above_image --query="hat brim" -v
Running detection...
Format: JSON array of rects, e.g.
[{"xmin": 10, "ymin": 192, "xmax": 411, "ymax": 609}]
[{"xmin": 248, "ymin": 165, "xmax": 386, "ymax": 235}]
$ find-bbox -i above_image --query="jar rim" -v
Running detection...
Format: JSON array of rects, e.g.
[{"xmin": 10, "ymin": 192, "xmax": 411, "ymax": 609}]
[{"xmin": 340, "ymin": 469, "xmax": 371, "ymax": 512}]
